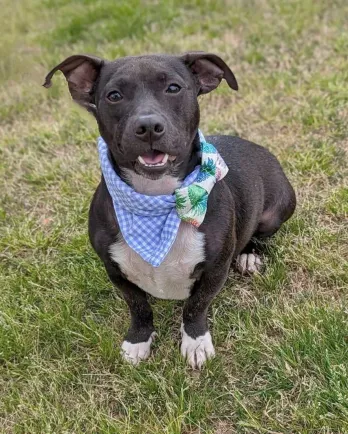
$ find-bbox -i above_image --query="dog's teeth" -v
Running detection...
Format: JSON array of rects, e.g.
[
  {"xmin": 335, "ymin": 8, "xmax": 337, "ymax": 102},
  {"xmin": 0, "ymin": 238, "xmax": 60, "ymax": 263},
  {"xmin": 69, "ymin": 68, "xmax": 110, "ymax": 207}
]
[
  {"xmin": 138, "ymin": 153, "xmax": 169, "ymax": 167},
  {"xmin": 168, "ymin": 155, "xmax": 177, "ymax": 161}
]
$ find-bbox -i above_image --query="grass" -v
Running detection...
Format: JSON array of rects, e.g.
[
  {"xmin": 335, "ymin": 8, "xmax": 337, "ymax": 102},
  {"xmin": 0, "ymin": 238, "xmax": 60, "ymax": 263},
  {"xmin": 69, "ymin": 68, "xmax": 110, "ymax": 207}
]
[{"xmin": 1, "ymin": 0, "xmax": 347, "ymax": 432}]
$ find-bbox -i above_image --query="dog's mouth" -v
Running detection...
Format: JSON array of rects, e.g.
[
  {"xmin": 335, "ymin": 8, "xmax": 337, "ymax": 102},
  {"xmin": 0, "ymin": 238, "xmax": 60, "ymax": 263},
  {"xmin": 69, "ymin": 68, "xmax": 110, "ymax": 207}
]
[{"xmin": 137, "ymin": 150, "xmax": 177, "ymax": 168}]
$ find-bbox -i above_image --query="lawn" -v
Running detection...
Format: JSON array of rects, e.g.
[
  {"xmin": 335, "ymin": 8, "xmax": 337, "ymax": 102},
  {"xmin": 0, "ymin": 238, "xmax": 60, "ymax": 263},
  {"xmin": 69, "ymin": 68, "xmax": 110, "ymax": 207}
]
[{"xmin": 0, "ymin": 0, "xmax": 347, "ymax": 432}]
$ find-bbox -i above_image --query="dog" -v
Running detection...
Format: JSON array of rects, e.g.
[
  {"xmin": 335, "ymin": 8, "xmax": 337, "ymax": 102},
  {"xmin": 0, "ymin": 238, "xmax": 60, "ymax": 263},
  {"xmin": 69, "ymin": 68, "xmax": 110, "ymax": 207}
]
[{"xmin": 44, "ymin": 52, "xmax": 296, "ymax": 369}]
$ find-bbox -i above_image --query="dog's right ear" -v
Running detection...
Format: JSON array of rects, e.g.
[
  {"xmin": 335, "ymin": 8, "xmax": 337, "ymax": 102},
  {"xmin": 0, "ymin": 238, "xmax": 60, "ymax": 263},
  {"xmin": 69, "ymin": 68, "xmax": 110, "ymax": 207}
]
[{"xmin": 43, "ymin": 54, "xmax": 105, "ymax": 113}]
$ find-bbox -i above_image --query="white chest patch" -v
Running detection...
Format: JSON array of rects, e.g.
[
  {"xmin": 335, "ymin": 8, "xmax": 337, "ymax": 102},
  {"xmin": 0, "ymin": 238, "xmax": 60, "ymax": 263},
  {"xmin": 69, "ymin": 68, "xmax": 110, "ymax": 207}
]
[{"xmin": 109, "ymin": 223, "xmax": 205, "ymax": 300}]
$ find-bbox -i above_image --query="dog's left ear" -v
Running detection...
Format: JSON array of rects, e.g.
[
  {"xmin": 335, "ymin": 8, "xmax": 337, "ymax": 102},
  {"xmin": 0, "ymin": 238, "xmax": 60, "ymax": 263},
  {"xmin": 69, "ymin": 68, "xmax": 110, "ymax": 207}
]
[
  {"xmin": 181, "ymin": 51, "xmax": 238, "ymax": 94},
  {"xmin": 43, "ymin": 54, "xmax": 105, "ymax": 114}
]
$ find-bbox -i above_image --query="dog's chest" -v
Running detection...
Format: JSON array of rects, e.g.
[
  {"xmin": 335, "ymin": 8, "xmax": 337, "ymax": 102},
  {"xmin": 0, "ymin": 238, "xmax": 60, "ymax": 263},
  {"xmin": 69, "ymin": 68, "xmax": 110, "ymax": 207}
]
[{"xmin": 109, "ymin": 223, "xmax": 205, "ymax": 300}]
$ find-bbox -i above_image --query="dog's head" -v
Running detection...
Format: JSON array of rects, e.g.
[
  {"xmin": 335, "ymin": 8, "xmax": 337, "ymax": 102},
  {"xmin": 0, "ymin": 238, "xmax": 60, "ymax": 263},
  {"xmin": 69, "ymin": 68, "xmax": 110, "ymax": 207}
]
[{"xmin": 44, "ymin": 52, "xmax": 237, "ymax": 180}]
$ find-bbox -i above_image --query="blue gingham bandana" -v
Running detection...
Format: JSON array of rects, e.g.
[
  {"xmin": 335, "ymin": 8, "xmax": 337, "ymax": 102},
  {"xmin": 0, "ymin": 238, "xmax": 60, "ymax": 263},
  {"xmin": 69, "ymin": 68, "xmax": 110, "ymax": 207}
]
[{"xmin": 98, "ymin": 131, "xmax": 228, "ymax": 267}]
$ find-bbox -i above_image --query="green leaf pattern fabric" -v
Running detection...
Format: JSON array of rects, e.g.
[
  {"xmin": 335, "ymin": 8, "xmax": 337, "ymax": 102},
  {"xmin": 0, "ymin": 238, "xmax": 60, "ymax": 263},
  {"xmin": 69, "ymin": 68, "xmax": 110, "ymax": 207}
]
[{"xmin": 175, "ymin": 131, "xmax": 228, "ymax": 227}]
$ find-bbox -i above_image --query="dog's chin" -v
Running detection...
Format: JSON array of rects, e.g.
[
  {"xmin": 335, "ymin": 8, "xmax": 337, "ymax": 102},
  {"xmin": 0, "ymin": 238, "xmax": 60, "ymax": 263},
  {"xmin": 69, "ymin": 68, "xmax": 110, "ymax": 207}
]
[{"xmin": 133, "ymin": 161, "xmax": 170, "ymax": 180}]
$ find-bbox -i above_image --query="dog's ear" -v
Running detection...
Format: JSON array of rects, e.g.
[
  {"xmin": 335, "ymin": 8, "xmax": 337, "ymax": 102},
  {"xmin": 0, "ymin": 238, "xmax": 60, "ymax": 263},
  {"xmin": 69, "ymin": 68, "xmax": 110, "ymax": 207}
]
[
  {"xmin": 181, "ymin": 51, "xmax": 238, "ymax": 95},
  {"xmin": 43, "ymin": 54, "xmax": 105, "ymax": 113}
]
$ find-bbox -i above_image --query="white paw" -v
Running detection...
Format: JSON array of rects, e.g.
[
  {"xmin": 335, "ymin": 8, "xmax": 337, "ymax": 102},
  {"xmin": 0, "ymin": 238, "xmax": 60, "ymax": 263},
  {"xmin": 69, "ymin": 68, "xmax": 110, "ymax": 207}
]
[
  {"xmin": 236, "ymin": 252, "xmax": 262, "ymax": 275},
  {"xmin": 121, "ymin": 332, "xmax": 155, "ymax": 365},
  {"xmin": 181, "ymin": 324, "xmax": 215, "ymax": 369}
]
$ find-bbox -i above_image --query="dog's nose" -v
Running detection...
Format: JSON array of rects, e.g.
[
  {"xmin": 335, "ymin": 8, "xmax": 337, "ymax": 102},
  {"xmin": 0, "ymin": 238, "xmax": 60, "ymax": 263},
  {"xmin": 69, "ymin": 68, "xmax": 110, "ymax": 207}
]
[{"xmin": 134, "ymin": 115, "xmax": 165, "ymax": 142}]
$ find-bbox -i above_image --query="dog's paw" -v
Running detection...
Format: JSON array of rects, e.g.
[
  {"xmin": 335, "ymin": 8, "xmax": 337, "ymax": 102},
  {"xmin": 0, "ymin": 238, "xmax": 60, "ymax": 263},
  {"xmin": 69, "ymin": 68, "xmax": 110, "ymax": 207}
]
[
  {"xmin": 236, "ymin": 252, "xmax": 262, "ymax": 275},
  {"xmin": 121, "ymin": 332, "xmax": 156, "ymax": 365},
  {"xmin": 181, "ymin": 324, "xmax": 215, "ymax": 369}
]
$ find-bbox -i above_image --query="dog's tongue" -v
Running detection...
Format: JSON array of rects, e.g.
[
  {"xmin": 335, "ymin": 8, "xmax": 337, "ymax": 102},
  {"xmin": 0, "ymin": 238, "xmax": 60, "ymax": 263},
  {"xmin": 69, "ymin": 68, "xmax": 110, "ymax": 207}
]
[{"xmin": 141, "ymin": 150, "xmax": 165, "ymax": 164}]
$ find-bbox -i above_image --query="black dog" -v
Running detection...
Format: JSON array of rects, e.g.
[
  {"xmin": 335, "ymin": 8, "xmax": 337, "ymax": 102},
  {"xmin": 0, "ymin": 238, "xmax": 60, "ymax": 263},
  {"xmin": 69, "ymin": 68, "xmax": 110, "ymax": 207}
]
[{"xmin": 44, "ymin": 52, "xmax": 296, "ymax": 369}]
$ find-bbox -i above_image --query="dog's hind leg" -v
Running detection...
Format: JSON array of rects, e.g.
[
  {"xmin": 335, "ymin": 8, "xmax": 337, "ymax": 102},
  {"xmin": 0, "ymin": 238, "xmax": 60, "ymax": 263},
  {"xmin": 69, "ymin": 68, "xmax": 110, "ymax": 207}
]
[
  {"xmin": 235, "ymin": 208, "xmax": 285, "ymax": 274},
  {"xmin": 236, "ymin": 187, "xmax": 296, "ymax": 275},
  {"xmin": 235, "ymin": 211, "xmax": 280, "ymax": 274}
]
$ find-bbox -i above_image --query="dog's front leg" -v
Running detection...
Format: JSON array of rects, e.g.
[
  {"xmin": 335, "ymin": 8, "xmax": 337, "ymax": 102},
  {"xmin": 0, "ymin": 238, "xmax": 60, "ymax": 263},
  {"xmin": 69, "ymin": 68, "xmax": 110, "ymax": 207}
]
[
  {"xmin": 105, "ymin": 262, "xmax": 155, "ymax": 365},
  {"xmin": 181, "ymin": 264, "xmax": 230, "ymax": 369}
]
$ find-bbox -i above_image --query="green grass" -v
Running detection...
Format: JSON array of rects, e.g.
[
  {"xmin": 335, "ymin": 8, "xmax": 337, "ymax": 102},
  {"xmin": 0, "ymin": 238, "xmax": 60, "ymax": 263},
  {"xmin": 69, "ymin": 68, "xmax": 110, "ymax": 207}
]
[{"xmin": 1, "ymin": 0, "xmax": 348, "ymax": 432}]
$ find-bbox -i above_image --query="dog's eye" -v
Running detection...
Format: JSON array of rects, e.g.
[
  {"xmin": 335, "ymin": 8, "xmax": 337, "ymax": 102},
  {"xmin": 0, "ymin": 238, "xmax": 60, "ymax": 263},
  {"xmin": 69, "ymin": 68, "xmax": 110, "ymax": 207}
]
[
  {"xmin": 107, "ymin": 91, "xmax": 123, "ymax": 102},
  {"xmin": 166, "ymin": 84, "xmax": 181, "ymax": 94}
]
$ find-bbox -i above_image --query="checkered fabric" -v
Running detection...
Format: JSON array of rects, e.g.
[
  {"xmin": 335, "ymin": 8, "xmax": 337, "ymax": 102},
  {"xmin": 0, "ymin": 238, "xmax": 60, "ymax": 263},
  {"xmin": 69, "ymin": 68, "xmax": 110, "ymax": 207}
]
[{"xmin": 97, "ymin": 131, "xmax": 227, "ymax": 267}]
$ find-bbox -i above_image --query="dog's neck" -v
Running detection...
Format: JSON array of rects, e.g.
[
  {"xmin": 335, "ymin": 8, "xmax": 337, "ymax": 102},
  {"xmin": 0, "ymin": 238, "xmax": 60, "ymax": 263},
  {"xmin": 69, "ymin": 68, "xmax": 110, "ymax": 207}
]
[{"xmin": 110, "ymin": 132, "xmax": 201, "ymax": 196}]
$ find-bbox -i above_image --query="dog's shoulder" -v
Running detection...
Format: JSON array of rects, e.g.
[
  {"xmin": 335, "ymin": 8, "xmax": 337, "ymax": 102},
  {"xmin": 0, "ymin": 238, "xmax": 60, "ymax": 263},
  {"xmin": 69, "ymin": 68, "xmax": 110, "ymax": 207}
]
[{"xmin": 88, "ymin": 177, "xmax": 120, "ymax": 260}]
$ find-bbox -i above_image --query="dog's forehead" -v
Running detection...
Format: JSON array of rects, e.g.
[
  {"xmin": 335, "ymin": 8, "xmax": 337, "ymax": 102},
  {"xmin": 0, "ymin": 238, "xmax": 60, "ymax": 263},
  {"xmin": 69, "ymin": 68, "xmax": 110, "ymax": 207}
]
[{"xmin": 101, "ymin": 55, "xmax": 190, "ymax": 83}]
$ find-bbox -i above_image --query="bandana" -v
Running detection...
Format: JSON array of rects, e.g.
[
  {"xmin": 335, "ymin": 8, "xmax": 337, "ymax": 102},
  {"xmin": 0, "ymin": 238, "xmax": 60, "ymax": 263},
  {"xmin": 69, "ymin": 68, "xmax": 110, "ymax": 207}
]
[{"xmin": 98, "ymin": 130, "xmax": 228, "ymax": 267}]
